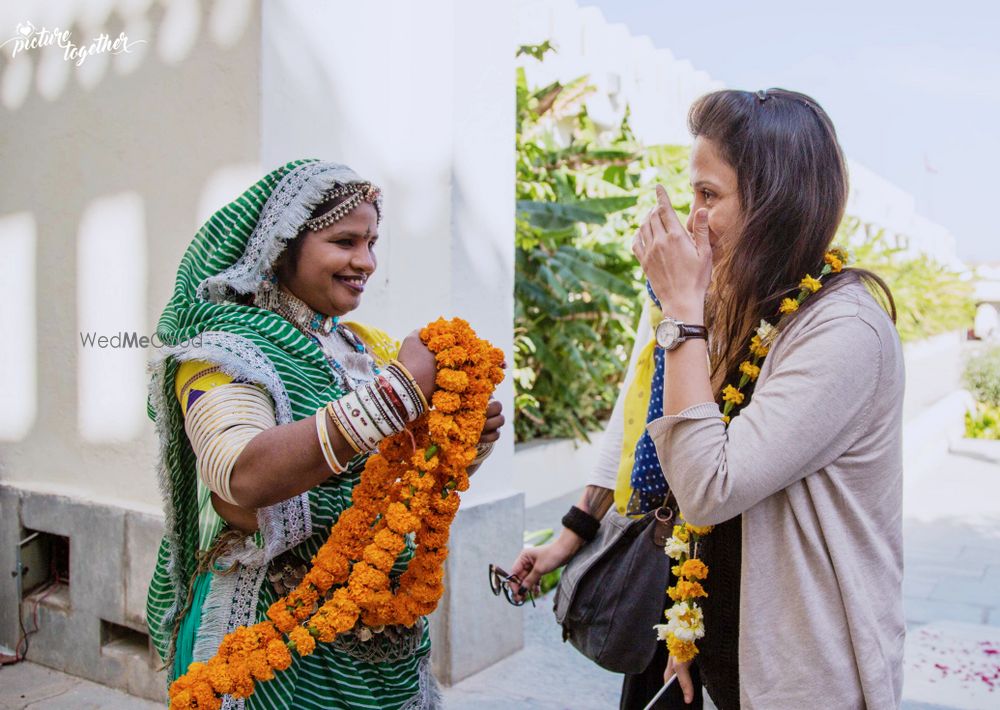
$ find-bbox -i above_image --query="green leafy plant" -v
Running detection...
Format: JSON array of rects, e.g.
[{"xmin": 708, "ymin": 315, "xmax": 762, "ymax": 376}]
[
  {"xmin": 965, "ymin": 403, "xmax": 1000, "ymax": 440},
  {"xmin": 962, "ymin": 346, "xmax": 1000, "ymax": 440},
  {"xmin": 845, "ymin": 219, "xmax": 975, "ymax": 343},
  {"xmin": 514, "ymin": 43, "xmax": 689, "ymax": 442},
  {"xmin": 514, "ymin": 44, "xmax": 975, "ymax": 444},
  {"xmin": 963, "ymin": 346, "xmax": 1000, "ymax": 407}
]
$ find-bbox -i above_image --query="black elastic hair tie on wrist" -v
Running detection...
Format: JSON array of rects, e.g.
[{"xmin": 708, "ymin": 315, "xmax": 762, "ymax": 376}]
[{"xmin": 561, "ymin": 505, "xmax": 600, "ymax": 542}]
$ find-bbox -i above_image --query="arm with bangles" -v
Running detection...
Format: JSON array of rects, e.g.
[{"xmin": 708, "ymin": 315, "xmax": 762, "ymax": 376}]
[
  {"xmin": 182, "ymin": 332, "xmax": 438, "ymax": 533},
  {"xmin": 197, "ymin": 332, "xmax": 505, "ymax": 529},
  {"xmin": 194, "ymin": 381, "xmax": 419, "ymax": 531}
]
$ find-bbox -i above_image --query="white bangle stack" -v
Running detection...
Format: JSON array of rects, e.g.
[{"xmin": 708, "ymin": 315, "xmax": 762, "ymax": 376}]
[
  {"xmin": 326, "ymin": 366, "xmax": 428, "ymax": 454},
  {"xmin": 184, "ymin": 383, "xmax": 277, "ymax": 505}
]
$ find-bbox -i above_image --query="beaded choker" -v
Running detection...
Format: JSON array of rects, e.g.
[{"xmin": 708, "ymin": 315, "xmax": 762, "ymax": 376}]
[
  {"xmin": 253, "ymin": 281, "xmax": 374, "ymax": 390},
  {"xmin": 254, "ymin": 280, "xmax": 338, "ymax": 336}
]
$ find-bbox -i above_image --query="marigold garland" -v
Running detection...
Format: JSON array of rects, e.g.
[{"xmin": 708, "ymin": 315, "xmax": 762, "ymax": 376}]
[
  {"xmin": 655, "ymin": 248, "xmax": 847, "ymax": 665},
  {"xmin": 168, "ymin": 318, "xmax": 505, "ymax": 709}
]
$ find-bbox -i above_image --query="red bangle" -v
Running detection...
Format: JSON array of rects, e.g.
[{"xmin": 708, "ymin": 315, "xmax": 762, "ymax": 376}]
[{"xmin": 376, "ymin": 375, "xmax": 409, "ymax": 422}]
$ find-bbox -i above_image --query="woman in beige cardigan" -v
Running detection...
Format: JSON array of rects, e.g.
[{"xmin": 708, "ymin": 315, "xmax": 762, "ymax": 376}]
[
  {"xmin": 512, "ymin": 89, "xmax": 905, "ymax": 709},
  {"xmin": 632, "ymin": 89, "xmax": 905, "ymax": 708}
]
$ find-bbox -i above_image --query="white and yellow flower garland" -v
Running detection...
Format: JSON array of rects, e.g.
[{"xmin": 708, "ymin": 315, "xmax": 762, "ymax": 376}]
[{"xmin": 654, "ymin": 247, "xmax": 848, "ymax": 663}]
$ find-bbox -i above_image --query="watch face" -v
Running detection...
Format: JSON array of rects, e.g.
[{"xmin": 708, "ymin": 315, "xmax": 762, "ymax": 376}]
[{"xmin": 656, "ymin": 319, "xmax": 681, "ymax": 349}]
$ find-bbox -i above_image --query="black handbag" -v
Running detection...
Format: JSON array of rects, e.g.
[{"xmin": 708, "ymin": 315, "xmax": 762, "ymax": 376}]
[{"xmin": 552, "ymin": 505, "xmax": 674, "ymax": 674}]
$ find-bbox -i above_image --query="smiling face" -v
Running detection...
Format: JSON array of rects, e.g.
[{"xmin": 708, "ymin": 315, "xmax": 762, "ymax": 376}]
[
  {"xmin": 686, "ymin": 136, "xmax": 742, "ymax": 263},
  {"xmin": 277, "ymin": 201, "xmax": 379, "ymax": 317}
]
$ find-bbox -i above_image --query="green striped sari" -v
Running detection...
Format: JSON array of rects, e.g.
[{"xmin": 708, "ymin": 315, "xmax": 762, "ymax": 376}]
[{"xmin": 146, "ymin": 160, "xmax": 436, "ymax": 709}]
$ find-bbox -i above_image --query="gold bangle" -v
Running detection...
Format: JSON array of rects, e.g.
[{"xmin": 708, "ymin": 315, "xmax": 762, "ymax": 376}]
[{"xmin": 326, "ymin": 400, "xmax": 363, "ymax": 455}]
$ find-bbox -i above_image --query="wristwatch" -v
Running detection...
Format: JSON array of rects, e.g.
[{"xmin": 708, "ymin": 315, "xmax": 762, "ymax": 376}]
[{"xmin": 654, "ymin": 316, "xmax": 708, "ymax": 351}]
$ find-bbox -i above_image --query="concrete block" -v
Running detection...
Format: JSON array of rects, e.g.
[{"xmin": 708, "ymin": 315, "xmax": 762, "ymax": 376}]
[
  {"xmin": 100, "ymin": 624, "xmax": 169, "ymax": 702},
  {"xmin": 124, "ymin": 511, "xmax": 164, "ymax": 630},
  {"xmin": 21, "ymin": 491, "xmax": 128, "ymax": 625},
  {"xmin": 429, "ymin": 490, "xmax": 525, "ymax": 686},
  {"xmin": 0, "ymin": 485, "xmax": 24, "ymax": 650},
  {"xmin": 22, "ymin": 591, "xmax": 97, "ymax": 679},
  {"xmin": 9, "ymin": 486, "xmax": 166, "ymax": 700},
  {"xmin": 20, "ymin": 490, "xmax": 75, "ymax": 537}
]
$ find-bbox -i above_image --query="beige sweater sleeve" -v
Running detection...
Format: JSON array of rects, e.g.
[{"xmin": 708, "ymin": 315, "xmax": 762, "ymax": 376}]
[{"xmin": 646, "ymin": 306, "xmax": 883, "ymax": 526}]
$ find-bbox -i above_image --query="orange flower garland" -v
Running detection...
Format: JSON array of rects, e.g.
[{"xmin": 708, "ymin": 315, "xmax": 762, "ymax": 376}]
[{"xmin": 168, "ymin": 318, "xmax": 505, "ymax": 709}]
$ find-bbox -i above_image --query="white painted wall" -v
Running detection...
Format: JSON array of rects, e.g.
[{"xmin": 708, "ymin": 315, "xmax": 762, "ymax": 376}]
[
  {"xmin": 512, "ymin": 434, "xmax": 604, "ymax": 507},
  {"xmin": 0, "ymin": 0, "xmax": 262, "ymax": 509},
  {"xmin": 261, "ymin": 0, "xmax": 516, "ymax": 504}
]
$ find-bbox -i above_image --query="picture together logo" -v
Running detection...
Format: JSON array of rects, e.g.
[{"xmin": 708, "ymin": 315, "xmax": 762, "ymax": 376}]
[
  {"xmin": 1, "ymin": 20, "xmax": 146, "ymax": 67},
  {"xmin": 79, "ymin": 331, "xmax": 204, "ymax": 350}
]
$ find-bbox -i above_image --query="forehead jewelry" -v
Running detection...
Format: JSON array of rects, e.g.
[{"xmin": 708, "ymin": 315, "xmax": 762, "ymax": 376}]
[
  {"xmin": 756, "ymin": 89, "xmax": 769, "ymax": 103},
  {"xmin": 304, "ymin": 183, "xmax": 381, "ymax": 232}
]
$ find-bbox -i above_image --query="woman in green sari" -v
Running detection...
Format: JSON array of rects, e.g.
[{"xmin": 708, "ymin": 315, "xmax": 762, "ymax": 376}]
[{"xmin": 146, "ymin": 159, "xmax": 504, "ymax": 709}]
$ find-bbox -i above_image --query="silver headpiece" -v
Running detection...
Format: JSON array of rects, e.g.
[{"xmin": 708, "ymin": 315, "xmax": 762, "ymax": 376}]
[{"xmin": 303, "ymin": 182, "xmax": 382, "ymax": 232}]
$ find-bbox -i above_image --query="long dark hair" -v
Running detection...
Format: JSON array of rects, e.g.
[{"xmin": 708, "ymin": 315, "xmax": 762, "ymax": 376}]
[{"xmin": 687, "ymin": 88, "xmax": 896, "ymax": 393}]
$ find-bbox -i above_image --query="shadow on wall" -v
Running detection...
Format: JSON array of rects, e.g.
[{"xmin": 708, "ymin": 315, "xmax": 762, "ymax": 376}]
[
  {"xmin": 0, "ymin": 1, "xmax": 263, "ymax": 698},
  {"xmin": 0, "ymin": 0, "xmax": 262, "ymax": 507}
]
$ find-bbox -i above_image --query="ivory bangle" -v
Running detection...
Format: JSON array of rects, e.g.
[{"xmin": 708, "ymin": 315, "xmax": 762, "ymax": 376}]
[
  {"xmin": 183, "ymin": 383, "xmax": 276, "ymax": 505},
  {"xmin": 315, "ymin": 406, "xmax": 347, "ymax": 475}
]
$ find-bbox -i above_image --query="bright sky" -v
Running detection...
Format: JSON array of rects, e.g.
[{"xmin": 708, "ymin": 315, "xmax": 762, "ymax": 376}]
[{"xmin": 585, "ymin": 0, "xmax": 1000, "ymax": 263}]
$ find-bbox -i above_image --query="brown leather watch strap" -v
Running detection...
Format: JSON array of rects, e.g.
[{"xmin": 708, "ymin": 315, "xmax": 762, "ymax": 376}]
[{"xmin": 678, "ymin": 323, "xmax": 708, "ymax": 340}]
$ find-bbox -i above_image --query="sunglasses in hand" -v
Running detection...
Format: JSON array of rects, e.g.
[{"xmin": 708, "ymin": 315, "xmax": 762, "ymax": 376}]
[{"xmin": 488, "ymin": 563, "xmax": 536, "ymax": 607}]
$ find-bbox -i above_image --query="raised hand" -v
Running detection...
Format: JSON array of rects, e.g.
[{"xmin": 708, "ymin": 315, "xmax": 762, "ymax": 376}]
[
  {"xmin": 632, "ymin": 184, "xmax": 713, "ymax": 323},
  {"xmin": 397, "ymin": 330, "xmax": 437, "ymax": 401}
]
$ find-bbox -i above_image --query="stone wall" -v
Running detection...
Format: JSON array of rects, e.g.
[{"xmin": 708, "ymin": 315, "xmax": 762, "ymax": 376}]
[{"xmin": 1, "ymin": 484, "xmax": 167, "ymax": 701}]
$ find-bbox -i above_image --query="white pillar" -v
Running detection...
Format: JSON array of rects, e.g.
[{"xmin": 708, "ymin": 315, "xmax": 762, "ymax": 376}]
[{"xmin": 261, "ymin": 0, "xmax": 522, "ymax": 683}]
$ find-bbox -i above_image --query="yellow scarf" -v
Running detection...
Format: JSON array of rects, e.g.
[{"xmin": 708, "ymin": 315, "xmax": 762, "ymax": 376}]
[{"xmin": 613, "ymin": 298, "xmax": 663, "ymax": 514}]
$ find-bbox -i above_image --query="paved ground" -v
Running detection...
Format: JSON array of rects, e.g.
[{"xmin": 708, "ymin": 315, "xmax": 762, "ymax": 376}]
[
  {"xmin": 2, "ymin": 447, "xmax": 997, "ymax": 709},
  {"xmin": 0, "ymin": 661, "xmax": 160, "ymax": 709},
  {"xmin": 898, "ymin": 444, "xmax": 1000, "ymax": 709}
]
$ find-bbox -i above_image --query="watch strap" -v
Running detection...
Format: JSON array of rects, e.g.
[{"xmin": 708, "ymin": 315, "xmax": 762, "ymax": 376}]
[{"xmin": 678, "ymin": 323, "xmax": 708, "ymax": 340}]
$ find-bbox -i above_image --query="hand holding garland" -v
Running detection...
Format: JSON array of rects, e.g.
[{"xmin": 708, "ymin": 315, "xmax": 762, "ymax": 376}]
[{"xmin": 211, "ymin": 329, "xmax": 500, "ymax": 525}]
